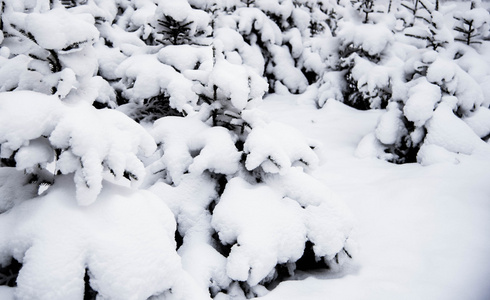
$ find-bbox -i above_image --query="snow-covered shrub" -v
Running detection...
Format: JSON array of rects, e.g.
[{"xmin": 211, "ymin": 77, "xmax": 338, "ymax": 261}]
[
  {"xmin": 84, "ymin": 0, "xmax": 347, "ymax": 120},
  {"xmin": 197, "ymin": 0, "xmax": 342, "ymax": 94},
  {"xmin": 156, "ymin": 16, "xmax": 196, "ymax": 45},
  {"xmin": 335, "ymin": 17, "xmax": 398, "ymax": 110},
  {"xmin": 115, "ymin": 52, "xmax": 199, "ymax": 118},
  {"xmin": 342, "ymin": 0, "xmax": 490, "ymax": 164},
  {"xmin": 356, "ymin": 33, "xmax": 490, "ymax": 164},
  {"xmin": 146, "ymin": 112, "xmax": 356, "ymax": 297},
  {"xmin": 0, "ymin": 88, "xmax": 223, "ymax": 299},
  {"xmin": 151, "ymin": 0, "xmax": 211, "ymax": 46},
  {"xmin": 0, "ymin": 91, "xmax": 156, "ymax": 205},
  {"xmin": 134, "ymin": 17, "xmax": 359, "ymax": 291},
  {"xmin": 0, "ymin": 3, "xmax": 115, "ymax": 106},
  {"xmin": 356, "ymin": 78, "xmax": 440, "ymax": 163}
]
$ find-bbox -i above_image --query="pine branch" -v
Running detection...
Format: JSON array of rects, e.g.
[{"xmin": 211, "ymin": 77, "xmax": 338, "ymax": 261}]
[
  {"xmin": 344, "ymin": 248, "xmax": 352, "ymax": 259},
  {"xmin": 61, "ymin": 0, "xmax": 76, "ymax": 8},
  {"xmin": 401, "ymin": 2, "xmax": 416, "ymax": 14},
  {"xmin": 47, "ymin": 50, "xmax": 62, "ymax": 73},
  {"xmin": 123, "ymin": 170, "xmax": 138, "ymax": 181},
  {"xmin": 61, "ymin": 39, "xmax": 88, "ymax": 52},
  {"xmin": 418, "ymin": 0, "xmax": 430, "ymax": 11},
  {"xmin": 453, "ymin": 26, "xmax": 468, "ymax": 33},
  {"xmin": 267, "ymin": 155, "xmax": 282, "ymax": 170},
  {"xmin": 10, "ymin": 23, "xmax": 38, "ymax": 44},
  {"xmin": 415, "ymin": 14, "xmax": 431, "ymax": 24},
  {"xmin": 405, "ymin": 33, "xmax": 429, "ymax": 40},
  {"xmin": 0, "ymin": 270, "xmax": 17, "ymax": 286}
]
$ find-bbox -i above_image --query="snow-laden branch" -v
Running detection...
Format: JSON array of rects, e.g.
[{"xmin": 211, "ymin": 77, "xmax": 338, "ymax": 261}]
[{"xmin": 0, "ymin": 91, "xmax": 156, "ymax": 205}]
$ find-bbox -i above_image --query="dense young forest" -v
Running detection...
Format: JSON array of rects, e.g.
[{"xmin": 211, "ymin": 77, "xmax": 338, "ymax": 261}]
[{"xmin": 0, "ymin": 0, "xmax": 489, "ymax": 299}]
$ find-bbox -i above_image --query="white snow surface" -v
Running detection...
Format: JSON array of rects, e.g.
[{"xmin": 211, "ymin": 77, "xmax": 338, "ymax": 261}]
[{"xmin": 254, "ymin": 94, "xmax": 490, "ymax": 300}]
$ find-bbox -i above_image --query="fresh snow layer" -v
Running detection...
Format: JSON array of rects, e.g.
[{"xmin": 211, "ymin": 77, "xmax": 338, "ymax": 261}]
[
  {"xmin": 0, "ymin": 175, "xmax": 210, "ymax": 300},
  {"xmin": 256, "ymin": 93, "xmax": 490, "ymax": 300}
]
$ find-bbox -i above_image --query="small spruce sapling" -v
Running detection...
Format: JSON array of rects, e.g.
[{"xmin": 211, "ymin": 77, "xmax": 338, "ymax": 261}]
[
  {"xmin": 353, "ymin": 0, "xmax": 375, "ymax": 23},
  {"xmin": 453, "ymin": 1, "xmax": 490, "ymax": 46},
  {"xmin": 404, "ymin": 10, "xmax": 451, "ymax": 50},
  {"xmin": 338, "ymin": 42, "xmax": 392, "ymax": 110},
  {"xmin": 242, "ymin": 0, "xmax": 255, "ymax": 7},
  {"xmin": 156, "ymin": 15, "xmax": 195, "ymax": 46},
  {"xmin": 399, "ymin": 0, "xmax": 434, "ymax": 27}
]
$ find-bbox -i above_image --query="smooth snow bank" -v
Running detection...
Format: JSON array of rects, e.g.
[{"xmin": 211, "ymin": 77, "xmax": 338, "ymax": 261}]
[{"xmin": 257, "ymin": 94, "xmax": 490, "ymax": 300}]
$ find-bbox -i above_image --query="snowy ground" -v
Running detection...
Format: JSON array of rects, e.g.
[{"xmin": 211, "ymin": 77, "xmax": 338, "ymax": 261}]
[{"xmin": 257, "ymin": 92, "xmax": 490, "ymax": 300}]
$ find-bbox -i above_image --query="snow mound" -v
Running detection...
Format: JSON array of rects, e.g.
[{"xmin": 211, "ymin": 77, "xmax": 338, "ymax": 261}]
[
  {"xmin": 244, "ymin": 121, "xmax": 319, "ymax": 174},
  {"xmin": 463, "ymin": 106, "xmax": 490, "ymax": 138},
  {"xmin": 212, "ymin": 174, "xmax": 356, "ymax": 286},
  {"xmin": 403, "ymin": 78, "xmax": 441, "ymax": 127},
  {"xmin": 212, "ymin": 177, "xmax": 307, "ymax": 286},
  {"xmin": 419, "ymin": 102, "xmax": 490, "ymax": 164},
  {"xmin": 0, "ymin": 175, "xmax": 209, "ymax": 300},
  {"xmin": 375, "ymin": 102, "xmax": 406, "ymax": 146}
]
